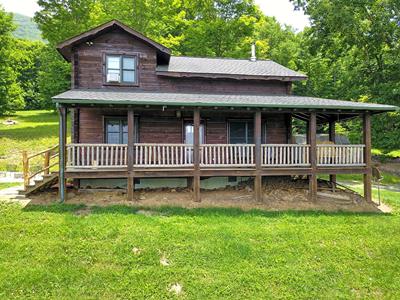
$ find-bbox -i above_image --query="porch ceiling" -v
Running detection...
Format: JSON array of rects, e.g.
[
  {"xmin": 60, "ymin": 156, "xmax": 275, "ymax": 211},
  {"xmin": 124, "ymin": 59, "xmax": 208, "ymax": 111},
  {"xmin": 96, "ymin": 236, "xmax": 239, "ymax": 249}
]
[{"xmin": 53, "ymin": 89, "xmax": 398, "ymax": 113}]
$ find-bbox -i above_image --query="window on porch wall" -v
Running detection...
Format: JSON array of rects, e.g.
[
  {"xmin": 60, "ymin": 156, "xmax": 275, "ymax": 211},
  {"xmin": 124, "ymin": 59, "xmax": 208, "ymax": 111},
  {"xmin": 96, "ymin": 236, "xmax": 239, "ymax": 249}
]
[
  {"xmin": 184, "ymin": 122, "xmax": 205, "ymax": 144},
  {"xmin": 229, "ymin": 120, "xmax": 254, "ymax": 144},
  {"xmin": 105, "ymin": 117, "xmax": 138, "ymax": 144}
]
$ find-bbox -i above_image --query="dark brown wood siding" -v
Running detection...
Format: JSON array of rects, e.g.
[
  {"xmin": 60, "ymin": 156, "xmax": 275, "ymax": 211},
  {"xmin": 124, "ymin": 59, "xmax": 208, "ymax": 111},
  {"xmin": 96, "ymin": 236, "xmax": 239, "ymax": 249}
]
[
  {"xmin": 265, "ymin": 114, "xmax": 289, "ymax": 144},
  {"xmin": 73, "ymin": 29, "xmax": 289, "ymax": 94},
  {"xmin": 78, "ymin": 109, "xmax": 289, "ymax": 145}
]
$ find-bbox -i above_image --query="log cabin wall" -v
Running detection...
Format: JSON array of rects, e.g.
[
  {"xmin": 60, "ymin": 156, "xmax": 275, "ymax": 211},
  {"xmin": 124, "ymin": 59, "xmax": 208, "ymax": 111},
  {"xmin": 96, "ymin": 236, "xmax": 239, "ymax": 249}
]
[
  {"xmin": 78, "ymin": 108, "xmax": 290, "ymax": 144},
  {"xmin": 73, "ymin": 29, "xmax": 290, "ymax": 94},
  {"xmin": 74, "ymin": 28, "xmax": 291, "ymax": 143}
]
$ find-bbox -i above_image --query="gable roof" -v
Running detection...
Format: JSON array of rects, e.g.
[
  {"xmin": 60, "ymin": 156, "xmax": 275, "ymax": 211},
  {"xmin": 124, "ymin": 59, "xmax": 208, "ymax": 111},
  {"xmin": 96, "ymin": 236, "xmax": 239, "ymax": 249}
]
[
  {"xmin": 156, "ymin": 56, "xmax": 307, "ymax": 81},
  {"xmin": 56, "ymin": 19, "xmax": 171, "ymax": 63},
  {"xmin": 53, "ymin": 89, "xmax": 398, "ymax": 113}
]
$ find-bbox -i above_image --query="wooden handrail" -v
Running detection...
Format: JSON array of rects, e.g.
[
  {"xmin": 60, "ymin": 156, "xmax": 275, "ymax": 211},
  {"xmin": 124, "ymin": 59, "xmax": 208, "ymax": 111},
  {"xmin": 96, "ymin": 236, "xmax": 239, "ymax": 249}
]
[
  {"xmin": 22, "ymin": 145, "xmax": 59, "ymax": 190},
  {"xmin": 27, "ymin": 145, "xmax": 59, "ymax": 160}
]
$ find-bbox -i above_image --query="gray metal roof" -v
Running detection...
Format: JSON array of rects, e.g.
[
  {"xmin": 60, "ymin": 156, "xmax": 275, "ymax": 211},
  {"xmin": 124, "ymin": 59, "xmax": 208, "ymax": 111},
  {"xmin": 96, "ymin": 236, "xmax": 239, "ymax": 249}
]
[
  {"xmin": 53, "ymin": 89, "xmax": 398, "ymax": 112},
  {"xmin": 156, "ymin": 56, "xmax": 307, "ymax": 80}
]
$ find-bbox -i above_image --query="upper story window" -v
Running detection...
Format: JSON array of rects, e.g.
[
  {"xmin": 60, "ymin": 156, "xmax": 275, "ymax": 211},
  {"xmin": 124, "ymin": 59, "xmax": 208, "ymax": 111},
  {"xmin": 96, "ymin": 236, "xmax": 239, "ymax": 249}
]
[{"xmin": 105, "ymin": 55, "xmax": 137, "ymax": 85}]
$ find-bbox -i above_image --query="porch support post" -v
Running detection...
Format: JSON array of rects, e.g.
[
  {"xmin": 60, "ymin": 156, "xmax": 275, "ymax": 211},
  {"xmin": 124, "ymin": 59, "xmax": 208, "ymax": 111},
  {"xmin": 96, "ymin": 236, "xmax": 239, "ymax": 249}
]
[
  {"xmin": 127, "ymin": 108, "xmax": 135, "ymax": 201},
  {"xmin": 309, "ymin": 112, "xmax": 318, "ymax": 201},
  {"xmin": 254, "ymin": 110, "xmax": 262, "ymax": 201},
  {"xmin": 58, "ymin": 104, "xmax": 67, "ymax": 203},
  {"xmin": 329, "ymin": 120, "xmax": 336, "ymax": 190},
  {"xmin": 193, "ymin": 108, "xmax": 201, "ymax": 202},
  {"xmin": 363, "ymin": 112, "xmax": 372, "ymax": 202}
]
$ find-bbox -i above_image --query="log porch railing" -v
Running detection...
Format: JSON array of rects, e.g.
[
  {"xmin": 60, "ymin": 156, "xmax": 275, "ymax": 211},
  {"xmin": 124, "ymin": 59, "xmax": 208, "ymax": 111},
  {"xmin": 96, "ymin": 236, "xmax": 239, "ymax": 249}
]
[
  {"xmin": 262, "ymin": 144, "xmax": 310, "ymax": 166},
  {"xmin": 22, "ymin": 145, "xmax": 59, "ymax": 189},
  {"xmin": 200, "ymin": 144, "xmax": 255, "ymax": 167},
  {"xmin": 66, "ymin": 143, "xmax": 366, "ymax": 169},
  {"xmin": 317, "ymin": 144, "xmax": 365, "ymax": 166}
]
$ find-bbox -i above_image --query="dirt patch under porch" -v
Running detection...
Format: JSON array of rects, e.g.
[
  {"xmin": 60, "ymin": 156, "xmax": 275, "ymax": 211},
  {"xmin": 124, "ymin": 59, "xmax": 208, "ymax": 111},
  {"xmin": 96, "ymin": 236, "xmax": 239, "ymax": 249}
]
[{"xmin": 28, "ymin": 177, "xmax": 381, "ymax": 213}]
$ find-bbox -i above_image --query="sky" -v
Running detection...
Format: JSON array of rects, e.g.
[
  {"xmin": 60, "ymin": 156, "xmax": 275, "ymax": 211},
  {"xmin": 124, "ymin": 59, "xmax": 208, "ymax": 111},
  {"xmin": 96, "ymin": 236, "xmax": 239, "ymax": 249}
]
[{"xmin": 0, "ymin": 0, "xmax": 310, "ymax": 31}]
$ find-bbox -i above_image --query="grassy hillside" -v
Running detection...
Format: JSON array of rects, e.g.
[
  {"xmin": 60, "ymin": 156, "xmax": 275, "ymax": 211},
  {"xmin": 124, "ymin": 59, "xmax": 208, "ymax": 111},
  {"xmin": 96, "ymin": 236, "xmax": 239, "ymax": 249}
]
[
  {"xmin": 12, "ymin": 13, "xmax": 43, "ymax": 41},
  {"xmin": 0, "ymin": 110, "xmax": 70, "ymax": 172}
]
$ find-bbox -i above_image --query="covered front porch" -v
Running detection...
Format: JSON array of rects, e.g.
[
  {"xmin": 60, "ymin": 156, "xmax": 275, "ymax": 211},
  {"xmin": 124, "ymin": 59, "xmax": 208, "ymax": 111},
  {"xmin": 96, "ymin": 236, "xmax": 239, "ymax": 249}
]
[
  {"xmin": 56, "ymin": 107, "xmax": 375, "ymax": 203},
  {"xmin": 52, "ymin": 90, "xmax": 398, "ymax": 203}
]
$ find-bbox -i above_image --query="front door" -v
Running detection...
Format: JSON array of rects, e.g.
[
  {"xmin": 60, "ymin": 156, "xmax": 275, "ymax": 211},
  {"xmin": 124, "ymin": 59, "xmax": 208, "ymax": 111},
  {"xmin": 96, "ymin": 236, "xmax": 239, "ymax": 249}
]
[
  {"xmin": 184, "ymin": 122, "xmax": 205, "ymax": 164},
  {"xmin": 184, "ymin": 122, "xmax": 205, "ymax": 144}
]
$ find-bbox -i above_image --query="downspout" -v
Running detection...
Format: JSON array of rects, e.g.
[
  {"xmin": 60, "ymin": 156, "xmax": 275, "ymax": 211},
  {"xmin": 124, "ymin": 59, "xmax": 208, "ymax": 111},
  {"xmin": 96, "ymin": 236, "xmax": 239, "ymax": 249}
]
[{"xmin": 57, "ymin": 103, "xmax": 66, "ymax": 203}]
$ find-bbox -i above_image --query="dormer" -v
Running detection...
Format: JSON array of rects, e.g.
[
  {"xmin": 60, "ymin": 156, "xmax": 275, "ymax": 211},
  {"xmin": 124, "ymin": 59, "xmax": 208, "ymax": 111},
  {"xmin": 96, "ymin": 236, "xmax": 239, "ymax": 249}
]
[{"xmin": 57, "ymin": 20, "xmax": 171, "ymax": 89}]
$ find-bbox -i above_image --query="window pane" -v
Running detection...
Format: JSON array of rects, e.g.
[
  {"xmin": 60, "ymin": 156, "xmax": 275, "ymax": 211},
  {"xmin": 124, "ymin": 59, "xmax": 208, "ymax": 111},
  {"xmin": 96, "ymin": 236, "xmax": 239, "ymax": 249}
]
[
  {"xmin": 122, "ymin": 120, "xmax": 128, "ymax": 133},
  {"xmin": 247, "ymin": 122, "xmax": 254, "ymax": 143},
  {"xmin": 123, "ymin": 57, "xmax": 135, "ymax": 70},
  {"xmin": 106, "ymin": 69, "xmax": 120, "ymax": 82},
  {"xmin": 107, "ymin": 132, "xmax": 120, "ymax": 144},
  {"xmin": 107, "ymin": 120, "xmax": 120, "ymax": 133},
  {"xmin": 107, "ymin": 56, "xmax": 120, "ymax": 69},
  {"xmin": 122, "ymin": 133, "xmax": 128, "ymax": 144},
  {"xmin": 229, "ymin": 122, "xmax": 247, "ymax": 144},
  {"xmin": 122, "ymin": 70, "xmax": 135, "ymax": 83}
]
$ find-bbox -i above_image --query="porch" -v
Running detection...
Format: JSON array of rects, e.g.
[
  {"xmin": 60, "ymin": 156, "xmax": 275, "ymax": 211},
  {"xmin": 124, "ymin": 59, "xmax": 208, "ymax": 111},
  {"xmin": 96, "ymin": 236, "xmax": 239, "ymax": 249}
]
[
  {"xmin": 57, "ymin": 106, "xmax": 373, "ymax": 203},
  {"xmin": 52, "ymin": 90, "xmax": 400, "ymax": 203},
  {"xmin": 66, "ymin": 143, "xmax": 366, "ymax": 170}
]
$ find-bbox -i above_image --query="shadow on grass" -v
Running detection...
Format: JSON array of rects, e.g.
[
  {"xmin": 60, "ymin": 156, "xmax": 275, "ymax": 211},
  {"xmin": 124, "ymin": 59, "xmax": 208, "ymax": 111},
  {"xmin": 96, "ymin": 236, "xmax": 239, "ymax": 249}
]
[
  {"xmin": 0, "ymin": 124, "xmax": 59, "ymax": 141},
  {"xmin": 22, "ymin": 203, "xmax": 389, "ymax": 218},
  {"xmin": 7, "ymin": 111, "xmax": 58, "ymax": 122}
]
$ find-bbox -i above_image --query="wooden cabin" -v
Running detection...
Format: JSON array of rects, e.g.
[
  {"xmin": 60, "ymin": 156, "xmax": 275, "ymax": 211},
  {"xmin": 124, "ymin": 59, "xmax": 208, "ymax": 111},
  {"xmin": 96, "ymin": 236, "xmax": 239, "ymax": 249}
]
[{"xmin": 53, "ymin": 20, "xmax": 397, "ymax": 202}]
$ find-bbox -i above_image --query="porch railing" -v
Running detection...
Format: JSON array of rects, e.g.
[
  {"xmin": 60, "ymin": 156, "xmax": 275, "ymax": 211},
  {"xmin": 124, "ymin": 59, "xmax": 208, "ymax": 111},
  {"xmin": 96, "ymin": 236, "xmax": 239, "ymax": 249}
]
[
  {"xmin": 135, "ymin": 143, "xmax": 193, "ymax": 167},
  {"xmin": 67, "ymin": 144, "xmax": 128, "ymax": 168},
  {"xmin": 66, "ymin": 143, "xmax": 366, "ymax": 169},
  {"xmin": 200, "ymin": 144, "xmax": 255, "ymax": 167},
  {"xmin": 317, "ymin": 144, "xmax": 365, "ymax": 166},
  {"xmin": 262, "ymin": 144, "xmax": 310, "ymax": 166}
]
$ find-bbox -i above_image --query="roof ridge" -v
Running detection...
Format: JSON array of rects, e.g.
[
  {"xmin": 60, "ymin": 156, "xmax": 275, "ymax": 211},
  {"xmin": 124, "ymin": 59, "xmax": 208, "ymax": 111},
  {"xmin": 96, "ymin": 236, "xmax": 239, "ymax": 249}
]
[{"xmin": 171, "ymin": 55, "xmax": 272, "ymax": 62}]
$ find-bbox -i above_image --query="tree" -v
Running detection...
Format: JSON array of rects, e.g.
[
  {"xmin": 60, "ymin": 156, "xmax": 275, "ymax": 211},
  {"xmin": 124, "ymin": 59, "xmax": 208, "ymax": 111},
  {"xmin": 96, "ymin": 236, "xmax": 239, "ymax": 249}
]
[
  {"xmin": 291, "ymin": 0, "xmax": 400, "ymax": 149},
  {"xmin": 11, "ymin": 39, "xmax": 45, "ymax": 109},
  {"xmin": 0, "ymin": 7, "xmax": 24, "ymax": 115},
  {"xmin": 37, "ymin": 46, "xmax": 71, "ymax": 109}
]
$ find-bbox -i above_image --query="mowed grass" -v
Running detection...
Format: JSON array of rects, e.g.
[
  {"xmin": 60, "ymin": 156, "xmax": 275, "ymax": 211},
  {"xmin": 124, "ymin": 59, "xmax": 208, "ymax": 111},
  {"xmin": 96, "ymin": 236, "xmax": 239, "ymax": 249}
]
[
  {"xmin": 0, "ymin": 182, "xmax": 22, "ymax": 190},
  {"xmin": 320, "ymin": 172, "xmax": 400, "ymax": 185},
  {"xmin": 0, "ymin": 110, "xmax": 70, "ymax": 172},
  {"xmin": 0, "ymin": 202, "xmax": 400, "ymax": 299}
]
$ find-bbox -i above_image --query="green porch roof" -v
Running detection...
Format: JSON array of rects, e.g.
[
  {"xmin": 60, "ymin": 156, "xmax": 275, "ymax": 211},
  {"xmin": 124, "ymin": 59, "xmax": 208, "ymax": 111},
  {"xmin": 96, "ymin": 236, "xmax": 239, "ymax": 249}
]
[{"xmin": 53, "ymin": 89, "xmax": 398, "ymax": 112}]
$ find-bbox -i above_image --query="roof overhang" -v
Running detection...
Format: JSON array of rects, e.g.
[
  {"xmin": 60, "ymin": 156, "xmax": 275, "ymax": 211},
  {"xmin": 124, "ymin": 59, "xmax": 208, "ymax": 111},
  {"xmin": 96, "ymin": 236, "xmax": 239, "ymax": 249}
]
[
  {"xmin": 56, "ymin": 19, "xmax": 171, "ymax": 63},
  {"xmin": 53, "ymin": 90, "xmax": 398, "ymax": 116},
  {"xmin": 155, "ymin": 70, "xmax": 307, "ymax": 82}
]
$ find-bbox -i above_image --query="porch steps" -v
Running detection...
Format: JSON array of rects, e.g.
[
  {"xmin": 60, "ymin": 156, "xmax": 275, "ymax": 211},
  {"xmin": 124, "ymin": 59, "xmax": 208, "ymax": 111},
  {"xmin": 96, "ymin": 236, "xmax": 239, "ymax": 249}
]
[{"xmin": 19, "ymin": 172, "xmax": 59, "ymax": 196}]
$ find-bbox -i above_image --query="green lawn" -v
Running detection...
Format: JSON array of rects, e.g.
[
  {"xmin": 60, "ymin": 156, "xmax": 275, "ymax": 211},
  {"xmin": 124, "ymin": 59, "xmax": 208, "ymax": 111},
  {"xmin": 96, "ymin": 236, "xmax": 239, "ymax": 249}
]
[
  {"xmin": 0, "ymin": 200, "xmax": 399, "ymax": 299},
  {"xmin": 320, "ymin": 172, "xmax": 400, "ymax": 185},
  {"xmin": 0, "ymin": 182, "xmax": 22, "ymax": 191},
  {"xmin": 0, "ymin": 110, "xmax": 70, "ymax": 172}
]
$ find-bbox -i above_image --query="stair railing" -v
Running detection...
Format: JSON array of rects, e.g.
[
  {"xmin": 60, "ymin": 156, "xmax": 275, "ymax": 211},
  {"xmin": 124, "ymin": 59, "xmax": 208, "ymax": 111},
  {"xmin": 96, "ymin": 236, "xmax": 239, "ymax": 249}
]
[{"xmin": 22, "ymin": 145, "xmax": 59, "ymax": 190}]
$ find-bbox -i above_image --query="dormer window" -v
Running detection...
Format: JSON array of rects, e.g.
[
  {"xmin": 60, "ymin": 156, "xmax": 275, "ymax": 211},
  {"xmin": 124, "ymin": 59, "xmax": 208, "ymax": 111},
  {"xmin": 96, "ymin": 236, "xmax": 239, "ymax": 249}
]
[{"xmin": 105, "ymin": 55, "xmax": 137, "ymax": 85}]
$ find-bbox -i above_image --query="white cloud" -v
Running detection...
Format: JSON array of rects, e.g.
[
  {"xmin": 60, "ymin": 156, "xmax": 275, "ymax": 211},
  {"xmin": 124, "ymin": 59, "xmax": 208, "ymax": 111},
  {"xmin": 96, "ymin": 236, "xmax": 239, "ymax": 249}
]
[
  {"xmin": 254, "ymin": 0, "xmax": 309, "ymax": 31},
  {"xmin": 0, "ymin": 0, "xmax": 39, "ymax": 17},
  {"xmin": 0, "ymin": 0, "xmax": 310, "ymax": 31}
]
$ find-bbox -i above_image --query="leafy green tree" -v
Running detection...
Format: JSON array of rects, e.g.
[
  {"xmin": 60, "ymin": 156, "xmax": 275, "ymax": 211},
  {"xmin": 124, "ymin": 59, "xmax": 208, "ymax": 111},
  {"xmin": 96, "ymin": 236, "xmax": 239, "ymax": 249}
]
[
  {"xmin": 0, "ymin": 7, "xmax": 24, "ymax": 115},
  {"xmin": 291, "ymin": 0, "xmax": 400, "ymax": 150},
  {"xmin": 37, "ymin": 46, "xmax": 70, "ymax": 108},
  {"xmin": 11, "ymin": 39, "xmax": 45, "ymax": 109}
]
